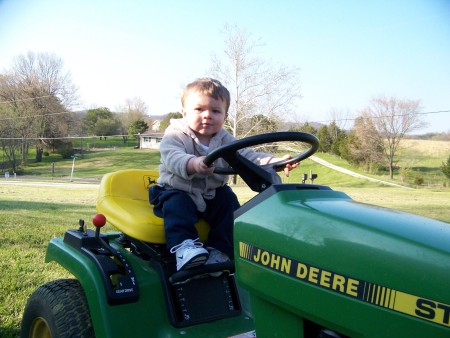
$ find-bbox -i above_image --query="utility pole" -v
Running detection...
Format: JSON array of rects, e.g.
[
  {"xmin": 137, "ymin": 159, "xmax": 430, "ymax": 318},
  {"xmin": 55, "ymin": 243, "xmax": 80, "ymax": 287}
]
[{"xmin": 70, "ymin": 156, "xmax": 78, "ymax": 181}]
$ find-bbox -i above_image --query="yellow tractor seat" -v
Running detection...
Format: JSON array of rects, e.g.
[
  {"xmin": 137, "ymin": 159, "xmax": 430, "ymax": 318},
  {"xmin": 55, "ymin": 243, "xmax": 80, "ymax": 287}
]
[{"xmin": 96, "ymin": 169, "xmax": 210, "ymax": 244}]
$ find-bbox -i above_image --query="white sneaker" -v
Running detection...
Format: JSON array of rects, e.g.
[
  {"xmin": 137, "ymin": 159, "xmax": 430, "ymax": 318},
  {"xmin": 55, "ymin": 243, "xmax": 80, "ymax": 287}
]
[
  {"xmin": 205, "ymin": 248, "xmax": 230, "ymax": 277},
  {"xmin": 205, "ymin": 248, "xmax": 230, "ymax": 265},
  {"xmin": 170, "ymin": 238, "xmax": 208, "ymax": 271}
]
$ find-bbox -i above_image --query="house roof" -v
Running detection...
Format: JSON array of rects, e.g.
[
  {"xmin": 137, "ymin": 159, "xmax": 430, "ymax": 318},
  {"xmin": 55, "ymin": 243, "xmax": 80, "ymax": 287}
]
[{"xmin": 139, "ymin": 131, "xmax": 164, "ymax": 137}]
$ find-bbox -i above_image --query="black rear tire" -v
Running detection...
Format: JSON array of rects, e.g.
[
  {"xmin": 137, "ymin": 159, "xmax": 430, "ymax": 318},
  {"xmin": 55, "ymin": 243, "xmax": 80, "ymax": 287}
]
[{"xmin": 21, "ymin": 279, "xmax": 94, "ymax": 338}]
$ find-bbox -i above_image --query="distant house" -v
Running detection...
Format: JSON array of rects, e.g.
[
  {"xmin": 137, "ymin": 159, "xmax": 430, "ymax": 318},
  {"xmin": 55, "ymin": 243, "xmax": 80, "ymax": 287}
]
[
  {"xmin": 148, "ymin": 115, "xmax": 165, "ymax": 132},
  {"xmin": 139, "ymin": 131, "xmax": 164, "ymax": 149},
  {"xmin": 151, "ymin": 120, "xmax": 161, "ymax": 131}
]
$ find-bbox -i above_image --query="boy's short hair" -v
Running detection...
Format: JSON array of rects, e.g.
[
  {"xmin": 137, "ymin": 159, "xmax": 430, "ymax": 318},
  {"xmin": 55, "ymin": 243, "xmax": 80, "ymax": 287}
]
[{"xmin": 181, "ymin": 77, "xmax": 230, "ymax": 112}]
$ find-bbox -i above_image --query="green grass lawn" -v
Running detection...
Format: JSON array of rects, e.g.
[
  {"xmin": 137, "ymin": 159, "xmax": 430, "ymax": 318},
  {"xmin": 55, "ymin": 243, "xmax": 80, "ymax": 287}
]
[
  {"xmin": 11, "ymin": 136, "xmax": 449, "ymax": 188},
  {"xmin": 0, "ymin": 184, "xmax": 97, "ymax": 337},
  {"xmin": 21, "ymin": 147, "xmax": 161, "ymax": 180},
  {"xmin": 396, "ymin": 139, "xmax": 449, "ymax": 187}
]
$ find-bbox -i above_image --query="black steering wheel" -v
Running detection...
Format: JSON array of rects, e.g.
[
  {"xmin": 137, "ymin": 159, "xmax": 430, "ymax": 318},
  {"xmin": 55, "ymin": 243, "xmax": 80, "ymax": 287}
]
[{"xmin": 204, "ymin": 132, "xmax": 319, "ymax": 192}]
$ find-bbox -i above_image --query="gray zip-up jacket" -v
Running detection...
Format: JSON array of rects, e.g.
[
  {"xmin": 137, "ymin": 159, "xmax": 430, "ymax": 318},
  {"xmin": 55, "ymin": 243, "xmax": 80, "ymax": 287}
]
[{"xmin": 156, "ymin": 119, "xmax": 273, "ymax": 212}]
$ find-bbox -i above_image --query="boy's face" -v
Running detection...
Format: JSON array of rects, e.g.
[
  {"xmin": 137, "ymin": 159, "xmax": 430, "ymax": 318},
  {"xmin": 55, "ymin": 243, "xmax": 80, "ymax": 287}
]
[{"xmin": 182, "ymin": 92, "xmax": 227, "ymax": 143}]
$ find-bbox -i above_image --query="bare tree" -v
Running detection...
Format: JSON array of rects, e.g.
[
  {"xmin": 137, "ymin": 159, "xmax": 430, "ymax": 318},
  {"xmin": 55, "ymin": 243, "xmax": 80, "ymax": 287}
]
[
  {"xmin": 123, "ymin": 97, "xmax": 148, "ymax": 120},
  {"xmin": 0, "ymin": 103, "xmax": 22, "ymax": 173},
  {"xmin": 329, "ymin": 108, "xmax": 352, "ymax": 131},
  {"xmin": 12, "ymin": 51, "xmax": 77, "ymax": 108},
  {"xmin": 117, "ymin": 97, "xmax": 149, "ymax": 142},
  {"xmin": 347, "ymin": 114, "xmax": 385, "ymax": 172},
  {"xmin": 362, "ymin": 96, "xmax": 426, "ymax": 179},
  {"xmin": 0, "ymin": 52, "xmax": 78, "ymax": 164},
  {"xmin": 210, "ymin": 24, "xmax": 301, "ymax": 138}
]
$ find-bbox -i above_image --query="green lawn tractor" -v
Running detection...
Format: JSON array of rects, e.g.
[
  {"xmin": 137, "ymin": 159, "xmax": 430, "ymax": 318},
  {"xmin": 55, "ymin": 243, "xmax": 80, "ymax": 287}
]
[{"xmin": 21, "ymin": 132, "xmax": 450, "ymax": 337}]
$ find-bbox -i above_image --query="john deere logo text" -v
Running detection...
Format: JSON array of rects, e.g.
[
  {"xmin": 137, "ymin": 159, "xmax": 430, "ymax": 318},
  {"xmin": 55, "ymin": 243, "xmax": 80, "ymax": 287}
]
[{"xmin": 239, "ymin": 242, "xmax": 450, "ymax": 328}]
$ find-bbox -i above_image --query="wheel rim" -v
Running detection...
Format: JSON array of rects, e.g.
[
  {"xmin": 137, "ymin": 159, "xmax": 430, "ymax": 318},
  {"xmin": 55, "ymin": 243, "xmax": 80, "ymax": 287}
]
[{"xmin": 30, "ymin": 317, "xmax": 52, "ymax": 338}]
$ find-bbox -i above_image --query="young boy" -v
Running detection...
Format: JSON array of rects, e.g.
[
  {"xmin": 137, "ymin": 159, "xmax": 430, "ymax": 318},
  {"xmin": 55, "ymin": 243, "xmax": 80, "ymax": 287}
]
[{"xmin": 150, "ymin": 77, "xmax": 296, "ymax": 271}]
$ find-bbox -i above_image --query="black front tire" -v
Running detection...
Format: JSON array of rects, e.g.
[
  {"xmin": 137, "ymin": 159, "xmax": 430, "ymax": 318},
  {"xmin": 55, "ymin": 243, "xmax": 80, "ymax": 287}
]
[{"xmin": 21, "ymin": 279, "xmax": 94, "ymax": 338}]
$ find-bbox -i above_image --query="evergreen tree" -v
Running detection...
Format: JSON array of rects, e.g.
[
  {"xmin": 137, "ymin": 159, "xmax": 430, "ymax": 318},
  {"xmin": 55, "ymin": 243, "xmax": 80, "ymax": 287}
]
[{"xmin": 441, "ymin": 155, "xmax": 450, "ymax": 179}]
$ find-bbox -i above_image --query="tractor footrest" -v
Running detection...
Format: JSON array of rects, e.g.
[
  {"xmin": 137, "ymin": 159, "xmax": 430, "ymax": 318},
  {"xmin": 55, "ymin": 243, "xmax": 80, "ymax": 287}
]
[
  {"xmin": 169, "ymin": 273, "xmax": 242, "ymax": 327},
  {"xmin": 152, "ymin": 261, "xmax": 241, "ymax": 328},
  {"xmin": 169, "ymin": 261, "xmax": 235, "ymax": 284}
]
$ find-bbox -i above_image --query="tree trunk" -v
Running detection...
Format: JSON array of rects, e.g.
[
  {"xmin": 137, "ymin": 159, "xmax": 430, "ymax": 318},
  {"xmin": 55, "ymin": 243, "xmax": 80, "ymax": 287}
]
[
  {"xmin": 389, "ymin": 161, "xmax": 394, "ymax": 179},
  {"xmin": 230, "ymin": 174, "xmax": 237, "ymax": 185},
  {"xmin": 36, "ymin": 146, "xmax": 43, "ymax": 162}
]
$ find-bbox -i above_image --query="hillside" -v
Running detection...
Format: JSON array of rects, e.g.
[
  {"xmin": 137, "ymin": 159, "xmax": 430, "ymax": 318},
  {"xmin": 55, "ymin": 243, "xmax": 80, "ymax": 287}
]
[
  {"xmin": 2, "ymin": 138, "xmax": 449, "ymax": 223},
  {"xmin": 3, "ymin": 137, "xmax": 448, "ymax": 189}
]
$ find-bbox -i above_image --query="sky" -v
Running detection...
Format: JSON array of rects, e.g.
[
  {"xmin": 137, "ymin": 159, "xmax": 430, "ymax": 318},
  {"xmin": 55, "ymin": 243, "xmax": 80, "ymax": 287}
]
[{"xmin": 0, "ymin": 0, "xmax": 449, "ymax": 134}]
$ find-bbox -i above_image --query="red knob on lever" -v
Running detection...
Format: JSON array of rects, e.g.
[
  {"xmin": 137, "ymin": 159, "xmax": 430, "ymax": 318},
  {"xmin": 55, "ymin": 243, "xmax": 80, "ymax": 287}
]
[{"xmin": 92, "ymin": 214, "xmax": 107, "ymax": 228}]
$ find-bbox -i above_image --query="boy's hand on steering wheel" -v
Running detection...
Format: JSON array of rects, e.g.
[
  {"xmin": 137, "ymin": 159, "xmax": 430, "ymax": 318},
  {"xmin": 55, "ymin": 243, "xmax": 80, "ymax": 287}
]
[
  {"xmin": 272, "ymin": 154, "xmax": 299, "ymax": 177},
  {"xmin": 187, "ymin": 156, "xmax": 215, "ymax": 175}
]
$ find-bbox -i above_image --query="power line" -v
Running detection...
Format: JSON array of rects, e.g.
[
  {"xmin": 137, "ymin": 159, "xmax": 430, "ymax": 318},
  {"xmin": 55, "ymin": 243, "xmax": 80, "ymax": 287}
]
[
  {"xmin": 0, "ymin": 95, "xmax": 54, "ymax": 104},
  {"xmin": 0, "ymin": 111, "xmax": 73, "ymax": 120},
  {"xmin": 0, "ymin": 108, "xmax": 448, "ymax": 123},
  {"xmin": 0, "ymin": 134, "xmax": 135, "ymax": 140},
  {"xmin": 311, "ymin": 110, "xmax": 449, "ymax": 125},
  {"xmin": 1, "ymin": 91, "xmax": 448, "ymax": 124}
]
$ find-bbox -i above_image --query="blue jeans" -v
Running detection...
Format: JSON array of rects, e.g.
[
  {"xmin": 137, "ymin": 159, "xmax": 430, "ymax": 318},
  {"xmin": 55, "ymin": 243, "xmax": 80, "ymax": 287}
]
[{"xmin": 149, "ymin": 185, "xmax": 240, "ymax": 258}]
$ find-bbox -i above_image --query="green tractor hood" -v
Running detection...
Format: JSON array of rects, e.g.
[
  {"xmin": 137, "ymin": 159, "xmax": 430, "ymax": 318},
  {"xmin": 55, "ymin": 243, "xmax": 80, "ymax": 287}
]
[{"xmin": 234, "ymin": 184, "xmax": 450, "ymax": 338}]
